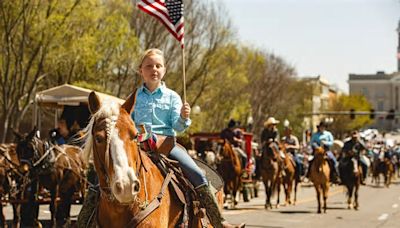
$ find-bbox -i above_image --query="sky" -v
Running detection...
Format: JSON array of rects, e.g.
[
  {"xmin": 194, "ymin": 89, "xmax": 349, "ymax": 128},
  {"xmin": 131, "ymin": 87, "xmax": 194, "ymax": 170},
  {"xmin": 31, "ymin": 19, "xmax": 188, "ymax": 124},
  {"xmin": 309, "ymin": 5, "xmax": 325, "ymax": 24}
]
[{"xmin": 220, "ymin": 0, "xmax": 400, "ymax": 93}]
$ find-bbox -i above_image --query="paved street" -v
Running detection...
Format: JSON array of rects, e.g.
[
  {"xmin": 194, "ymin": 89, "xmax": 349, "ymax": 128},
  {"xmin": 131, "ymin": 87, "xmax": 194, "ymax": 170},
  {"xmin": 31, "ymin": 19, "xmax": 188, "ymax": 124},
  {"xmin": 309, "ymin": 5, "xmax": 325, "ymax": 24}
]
[
  {"xmin": 2, "ymin": 176, "xmax": 400, "ymax": 227},
  {"xmin": 223, "ymin": 177, "xmax": 400, "ymax": 228}
]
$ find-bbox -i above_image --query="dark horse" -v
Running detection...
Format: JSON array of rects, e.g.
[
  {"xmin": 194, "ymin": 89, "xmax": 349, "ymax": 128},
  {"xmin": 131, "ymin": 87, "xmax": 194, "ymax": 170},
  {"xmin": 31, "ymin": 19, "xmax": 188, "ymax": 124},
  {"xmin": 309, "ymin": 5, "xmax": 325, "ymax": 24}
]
[
  {"xmin": 0, "ymin": 143, "xmax": 24, "ymax": 228},
  {"xmin": 339, "ymin": 156, "xmax": 360, "ymax": 210},
  {"xmin": 372, "ymin": 151, "xmax": 394, "ymax": 188},
  {"xmin": 260, "ymin": 142, "xmax": 282, "ymax": 209},
  {"xmin": 216, "ymin": 141, "xmax": 242, "ymax": 209},
  {"xmin": 15, "ymin": 128, "xmax": 86, "ymax": 227}
]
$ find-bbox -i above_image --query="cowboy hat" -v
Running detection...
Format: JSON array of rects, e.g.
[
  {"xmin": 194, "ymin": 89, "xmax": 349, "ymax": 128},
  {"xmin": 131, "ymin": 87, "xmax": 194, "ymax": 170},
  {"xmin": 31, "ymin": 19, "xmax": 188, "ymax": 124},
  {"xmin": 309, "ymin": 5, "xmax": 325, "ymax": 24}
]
[{"xmin": 264, "ymin": 117, "xmax": 280, "ymax": 127}]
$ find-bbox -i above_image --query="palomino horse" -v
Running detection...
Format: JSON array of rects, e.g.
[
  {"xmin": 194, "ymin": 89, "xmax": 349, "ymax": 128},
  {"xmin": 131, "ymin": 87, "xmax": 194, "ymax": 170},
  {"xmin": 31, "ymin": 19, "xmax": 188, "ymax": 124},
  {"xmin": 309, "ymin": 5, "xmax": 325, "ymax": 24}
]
[
  {"xmin": 260, "ymin": 142, "xmax": 281, "ymax": 209},
  {"xmin": 15, "ymin": 128, "xmax": 86, "ymax": 227},
  {"xmin": 0, "ymin": 143, "xmax": 23, "ymax": 227},
  {"xmin": 309, "ymin": 146, "xmax": 330, "ymax": 213},
  {"xmin": 82, "ymin": 91, "xmax": 216, "ymax": 227},
  {"xmin": 339, "ymin": 156, "xmax": 360, "ymax": 210},
  {"xmin": 216, "ymin": 140, "xmax": 242, "ymax": 209},
  {"xmin": 279, "ymin": 146, "xmax": 298, "ymax": 206}
]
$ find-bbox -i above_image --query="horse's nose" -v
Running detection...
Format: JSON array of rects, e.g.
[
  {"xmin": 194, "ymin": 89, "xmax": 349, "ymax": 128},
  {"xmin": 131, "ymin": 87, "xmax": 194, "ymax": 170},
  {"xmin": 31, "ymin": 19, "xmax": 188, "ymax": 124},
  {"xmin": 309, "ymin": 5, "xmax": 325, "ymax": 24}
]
[{"xmin": 132, "ymin": 180, "xmax": 140, "ymax": 194}]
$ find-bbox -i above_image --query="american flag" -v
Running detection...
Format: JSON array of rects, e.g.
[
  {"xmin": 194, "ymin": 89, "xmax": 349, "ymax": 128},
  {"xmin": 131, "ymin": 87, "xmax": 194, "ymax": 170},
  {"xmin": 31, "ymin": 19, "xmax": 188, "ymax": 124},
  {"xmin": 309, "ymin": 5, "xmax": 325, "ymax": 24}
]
[{"xmin": 137, "ymin": 0, "xmax": 184, "ymax": 48}]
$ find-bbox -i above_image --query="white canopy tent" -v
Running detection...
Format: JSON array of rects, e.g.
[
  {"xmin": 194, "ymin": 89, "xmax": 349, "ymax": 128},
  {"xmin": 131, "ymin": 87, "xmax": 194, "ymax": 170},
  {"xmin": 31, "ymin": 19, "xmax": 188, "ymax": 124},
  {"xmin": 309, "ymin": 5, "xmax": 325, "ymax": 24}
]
[{"xmin": 34, "ymin": 84, "xmax": 124, "ymax": 129}]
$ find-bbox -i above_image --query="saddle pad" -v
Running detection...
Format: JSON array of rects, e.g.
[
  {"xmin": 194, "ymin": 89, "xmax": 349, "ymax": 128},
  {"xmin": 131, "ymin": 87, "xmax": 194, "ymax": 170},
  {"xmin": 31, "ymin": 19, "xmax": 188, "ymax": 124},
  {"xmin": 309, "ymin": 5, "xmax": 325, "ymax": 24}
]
[{"xmin": 194, "ymin": 158, "xmax": 224, "ymax": 191}]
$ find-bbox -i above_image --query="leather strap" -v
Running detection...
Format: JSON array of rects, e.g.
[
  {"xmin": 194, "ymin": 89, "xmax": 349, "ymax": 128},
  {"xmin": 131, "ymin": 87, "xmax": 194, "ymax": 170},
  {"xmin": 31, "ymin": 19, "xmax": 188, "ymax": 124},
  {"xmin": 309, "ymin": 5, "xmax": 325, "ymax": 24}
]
[{"xmin": 127, "ymin": 171, "xmax": 174, "ymax": 227}]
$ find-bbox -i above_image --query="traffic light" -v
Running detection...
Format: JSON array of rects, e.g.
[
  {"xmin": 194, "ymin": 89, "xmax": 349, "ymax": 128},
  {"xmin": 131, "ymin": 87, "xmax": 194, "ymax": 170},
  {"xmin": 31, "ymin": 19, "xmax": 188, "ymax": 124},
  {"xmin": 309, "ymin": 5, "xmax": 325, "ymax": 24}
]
[
  {"xmin": 350, "ymin": 109, "xmax": 355, "ymax": 120},
  {"xmin": 386, "ymin": 109, "xmax": 395, "ymax": 120},
  {"xmin": 369, "ymin": 109, "xmax": 375, "ymax": 119}
]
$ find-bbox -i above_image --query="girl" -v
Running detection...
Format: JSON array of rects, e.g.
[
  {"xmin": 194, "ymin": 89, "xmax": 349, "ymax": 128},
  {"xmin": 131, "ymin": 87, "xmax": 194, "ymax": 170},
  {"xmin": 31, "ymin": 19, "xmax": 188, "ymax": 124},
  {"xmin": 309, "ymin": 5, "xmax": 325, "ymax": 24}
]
[{"xmin": 133, "ymin": 48, "xmax": 244, "ymax": 228}]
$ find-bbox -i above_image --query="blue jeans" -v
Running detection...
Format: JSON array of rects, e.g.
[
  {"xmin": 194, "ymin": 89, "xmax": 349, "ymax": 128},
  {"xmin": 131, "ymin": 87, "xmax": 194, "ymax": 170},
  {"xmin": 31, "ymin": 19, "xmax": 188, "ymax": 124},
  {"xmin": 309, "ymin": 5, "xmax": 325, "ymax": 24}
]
[
  {"xmin": 169, "ymin": 145, "xmax": 208, "ymax": 188},
  {"xmin": 293, "ymin": 154, "xmax": 303, "ymax": 176}
]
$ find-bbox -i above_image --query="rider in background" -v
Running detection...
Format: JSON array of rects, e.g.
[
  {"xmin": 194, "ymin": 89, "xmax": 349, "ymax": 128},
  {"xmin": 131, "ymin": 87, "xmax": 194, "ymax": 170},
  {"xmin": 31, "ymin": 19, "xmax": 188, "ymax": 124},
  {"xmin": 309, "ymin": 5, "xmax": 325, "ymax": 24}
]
[
  {"xmin": 260, "ymin": 117, "xmax": 280, "ymax": 153},
  {"xmin": 309, "ymin": 121, "xmax": 340, "ymax": 184},
  {"xmin": 221, "ymin": 119, "xmax": 248, "ymax": 169},
  {"xmin": 282, "ymin": 127, "xmax": 303, "ymax": 182},
  {"xmin": 49, "ymin": 118, "xmax": 83, "ymax": 146},
  {"xmin": 342, "ymin": 130, "xmax": 367, "ymax": 184}
]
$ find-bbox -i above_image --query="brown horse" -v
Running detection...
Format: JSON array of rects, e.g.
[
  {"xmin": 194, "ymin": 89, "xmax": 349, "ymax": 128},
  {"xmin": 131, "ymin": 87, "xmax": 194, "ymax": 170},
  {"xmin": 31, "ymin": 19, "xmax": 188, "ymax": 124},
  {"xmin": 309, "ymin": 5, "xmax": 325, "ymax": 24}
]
[
  {"xmin": 309, "ymin": 147, "xmax": 330, "ymax": 213},
  {"xmin": 279, "ymin": 146, "xmax": 298, "ymax": 206},
  {"xmin": 372, "ymin": 153, "xmax": 394, "ymax": 188},
  {"xmin": 260, "ymin": 142, "xmax": 282, "ymax": 209},
  {"xmin": 0, "ymin": 143, "xmax": 23, "ymax": 228},
  {"xmin": 82, "ymin": 91, "xmax": 216, "ymax": 227},
  {"xmin": 216, "ymin": 141, "xmax": 242, "ymax": 209},
  {"xmin": 15, "ymin": 128, "xmax": 86, "ymax": 227}
]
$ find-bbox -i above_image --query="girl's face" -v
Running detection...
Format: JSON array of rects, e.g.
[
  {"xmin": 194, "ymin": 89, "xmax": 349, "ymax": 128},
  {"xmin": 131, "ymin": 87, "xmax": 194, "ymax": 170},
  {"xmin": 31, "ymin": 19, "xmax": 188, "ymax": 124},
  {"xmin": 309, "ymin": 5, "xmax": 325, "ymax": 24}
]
[{"xmin": 140, "ymin": 54, "xmax": 166, "ymax": 89}]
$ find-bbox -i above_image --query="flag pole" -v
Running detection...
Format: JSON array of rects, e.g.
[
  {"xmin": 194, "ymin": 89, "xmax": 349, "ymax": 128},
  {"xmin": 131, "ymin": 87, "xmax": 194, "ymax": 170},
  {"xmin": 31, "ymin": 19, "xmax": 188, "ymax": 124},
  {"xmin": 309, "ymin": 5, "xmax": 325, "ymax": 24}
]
[{"xmin": 182, "ymin": 47, "xmax": 186, "ymax": 103}]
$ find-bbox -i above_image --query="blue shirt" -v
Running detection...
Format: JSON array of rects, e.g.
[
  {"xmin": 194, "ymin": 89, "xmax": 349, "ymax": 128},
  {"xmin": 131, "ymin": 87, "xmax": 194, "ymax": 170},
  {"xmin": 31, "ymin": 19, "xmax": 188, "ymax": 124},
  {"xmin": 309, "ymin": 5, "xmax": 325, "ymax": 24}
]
[
  {"xmin": 310, "ymin": 130, "xmax": 334, "ymax": 149},
  {"xmin": 131, "ymin": 82, "xmax": 191, "ymax": 136}
]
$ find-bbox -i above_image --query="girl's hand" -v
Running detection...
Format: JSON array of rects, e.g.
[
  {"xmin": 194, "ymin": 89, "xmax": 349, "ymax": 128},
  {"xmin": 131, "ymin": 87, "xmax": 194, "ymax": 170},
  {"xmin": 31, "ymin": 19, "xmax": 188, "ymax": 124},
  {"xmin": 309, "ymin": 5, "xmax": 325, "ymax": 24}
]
[{"xmin": 181, "ymin": 102, "xmax": 191, "ymax": 119}]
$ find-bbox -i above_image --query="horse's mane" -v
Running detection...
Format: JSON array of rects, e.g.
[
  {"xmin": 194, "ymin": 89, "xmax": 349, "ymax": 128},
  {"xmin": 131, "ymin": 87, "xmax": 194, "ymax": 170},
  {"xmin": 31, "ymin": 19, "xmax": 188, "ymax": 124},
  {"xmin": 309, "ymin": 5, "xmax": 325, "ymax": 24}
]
[{"xmin": 81, "ymin": 99, "xmax": 121, "ymax": 164}]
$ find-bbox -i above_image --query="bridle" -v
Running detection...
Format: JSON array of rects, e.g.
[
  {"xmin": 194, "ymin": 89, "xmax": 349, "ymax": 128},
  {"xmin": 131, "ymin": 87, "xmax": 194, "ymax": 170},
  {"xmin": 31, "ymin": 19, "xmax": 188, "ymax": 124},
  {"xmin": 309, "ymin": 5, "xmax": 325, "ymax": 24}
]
[
  {"xmin": 19, "ymin": 136, "xmax": 55, "ymax": 170},
  {"xmin": 92, "ymin": 115, "xmax": 148, "ymax": 207}
]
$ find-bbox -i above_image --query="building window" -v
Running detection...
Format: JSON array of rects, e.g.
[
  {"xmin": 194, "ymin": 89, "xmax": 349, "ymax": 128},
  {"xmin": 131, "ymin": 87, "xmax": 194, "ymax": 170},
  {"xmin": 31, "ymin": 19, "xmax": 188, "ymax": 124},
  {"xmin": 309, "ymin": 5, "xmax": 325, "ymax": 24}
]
[{"xmin": 377, "ymin": 101, "xmax": 384, "ymax": 111}]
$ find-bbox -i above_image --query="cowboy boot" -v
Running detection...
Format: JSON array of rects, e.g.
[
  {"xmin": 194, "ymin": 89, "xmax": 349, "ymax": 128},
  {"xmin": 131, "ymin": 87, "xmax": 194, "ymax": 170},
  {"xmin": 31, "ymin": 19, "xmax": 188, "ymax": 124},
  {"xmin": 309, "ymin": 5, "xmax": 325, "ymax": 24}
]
[{"xmin": 196, "ymin": 185, "xmax": 245, "ymax": 228}]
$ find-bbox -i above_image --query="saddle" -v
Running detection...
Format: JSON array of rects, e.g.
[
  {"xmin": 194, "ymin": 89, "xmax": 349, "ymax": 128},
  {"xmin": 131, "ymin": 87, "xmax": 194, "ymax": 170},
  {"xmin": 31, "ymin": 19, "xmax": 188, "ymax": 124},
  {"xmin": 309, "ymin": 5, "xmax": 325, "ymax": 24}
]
[{"xmin": 137, "ymin": 133, "xmax": 209, "ymax": 227}]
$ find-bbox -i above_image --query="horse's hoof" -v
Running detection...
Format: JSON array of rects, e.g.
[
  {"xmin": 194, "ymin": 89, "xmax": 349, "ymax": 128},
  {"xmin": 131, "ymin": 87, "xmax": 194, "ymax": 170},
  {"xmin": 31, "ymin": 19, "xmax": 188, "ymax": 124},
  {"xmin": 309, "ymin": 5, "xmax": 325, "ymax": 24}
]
[
  {"xmin": 264, "ymin": 204, "xmax": 269, "ymax": 209},
  {"xmin": 317, "ymin": 210, "xmax": 321, "ymax": 214}
]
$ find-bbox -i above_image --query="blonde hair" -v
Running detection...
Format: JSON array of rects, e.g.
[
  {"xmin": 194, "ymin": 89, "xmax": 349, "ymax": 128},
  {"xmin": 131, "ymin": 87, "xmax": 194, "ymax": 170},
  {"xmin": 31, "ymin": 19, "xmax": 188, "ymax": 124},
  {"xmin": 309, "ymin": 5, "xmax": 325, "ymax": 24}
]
[{"xmin": 138, "ymin": 48, "xmax": 165, "ymax": 69}]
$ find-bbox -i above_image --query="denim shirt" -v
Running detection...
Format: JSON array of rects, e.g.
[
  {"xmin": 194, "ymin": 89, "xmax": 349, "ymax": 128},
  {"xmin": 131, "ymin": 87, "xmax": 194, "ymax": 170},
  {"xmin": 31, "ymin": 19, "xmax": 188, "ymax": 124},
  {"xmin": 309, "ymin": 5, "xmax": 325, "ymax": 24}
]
[
  {"xmin": 131, "ymin": 82, "xmax": 191, "ymax": 136},
  {"xmin": 310, "ymin": 130, "xmax": 334, "ymax": 148}
]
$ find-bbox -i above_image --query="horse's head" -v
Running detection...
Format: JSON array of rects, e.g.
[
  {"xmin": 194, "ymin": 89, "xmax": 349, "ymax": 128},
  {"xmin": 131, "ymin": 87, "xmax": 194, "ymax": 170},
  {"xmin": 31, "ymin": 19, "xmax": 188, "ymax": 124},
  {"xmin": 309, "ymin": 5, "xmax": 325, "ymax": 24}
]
[
  {"xmin": 14, "ymin": 127, "xmax": 40, "ymax": 172},
  {"xmin": 314, "ymin": 146, "xmax": 326, "ymax": 160},
  {"xmin": 83, "ymin": 90, "xmax": 141, "ymax": 204}
]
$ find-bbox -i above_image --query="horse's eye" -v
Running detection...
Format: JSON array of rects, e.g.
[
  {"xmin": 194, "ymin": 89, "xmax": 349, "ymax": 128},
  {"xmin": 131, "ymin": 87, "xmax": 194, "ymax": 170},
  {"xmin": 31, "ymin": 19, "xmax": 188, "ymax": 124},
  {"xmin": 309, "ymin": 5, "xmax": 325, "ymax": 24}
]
[{"xmin": 95, "ymin": 135, "xmax": 105, "ymax": 144}]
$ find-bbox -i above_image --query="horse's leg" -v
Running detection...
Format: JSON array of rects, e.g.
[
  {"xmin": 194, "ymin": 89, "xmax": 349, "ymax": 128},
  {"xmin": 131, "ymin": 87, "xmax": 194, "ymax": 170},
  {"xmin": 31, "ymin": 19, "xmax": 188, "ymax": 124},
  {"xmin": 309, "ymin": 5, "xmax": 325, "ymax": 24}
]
[
  {"xmin": 275, "ymin": 178, "xmax": 281, "ymax": 209},
  {"xmin": 0, "ymin": 202, "xmax": 5, "ymax": 228},
  {"xmin": 315, "ymin": 185, "xmax": 321, "ymax": 214},
  {"xmin": 354, "ymin": 181, "xmax": 359, "ymax": 210},
  {"xmin": 264, "ymin": 179, "xmax": 271, "ymax": 209},
  {"xmin": 347, "ymin": 185, "xmax": 353, "ymax": 209},
  {"xmin": 323, "ymin": 183, "xmax": 329, "ymax": 213},
  {"xmin": 57, "ymin": 187, "xmax": 74, "ymax": 227},
  {"xmin": 287, "ymin": 178, "xmax": 293, "ymax": 205},
  {"xmin": 12, "ymin": 202, "xmax": 21, "ymax": 228},
  {"xmin": 50, "ymin": 187, "xmax": 58, "ymax": 228},
  {"xmin": 293, "ymin": 178, "xmax": 298, "ymax": 205}
]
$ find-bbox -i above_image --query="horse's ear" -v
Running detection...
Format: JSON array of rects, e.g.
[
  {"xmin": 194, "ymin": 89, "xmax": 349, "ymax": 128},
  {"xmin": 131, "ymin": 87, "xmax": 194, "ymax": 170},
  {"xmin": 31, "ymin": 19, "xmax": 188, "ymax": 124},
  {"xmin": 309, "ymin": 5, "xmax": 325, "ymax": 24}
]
[
  {"xmin": 88, "ymin": 91, "xmax": 101, "ymax": 114},
  {"xmin": 27, "ymin": 126, "xmax": 37, "ymax": 140},
  {"xmin": 122, "ymin": 89, "xmax": 137, "ymax": 114},
  {"xmin": 12, "ymin": 128, "xmax": 23, "ymax": 141}
]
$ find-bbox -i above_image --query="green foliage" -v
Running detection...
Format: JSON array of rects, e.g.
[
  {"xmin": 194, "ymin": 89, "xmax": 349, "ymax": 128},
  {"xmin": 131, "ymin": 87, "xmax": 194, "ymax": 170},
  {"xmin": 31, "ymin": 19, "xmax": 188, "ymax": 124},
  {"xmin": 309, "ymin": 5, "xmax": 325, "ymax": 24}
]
[{"xmin": 328, "ymin": 94, "xmax": 373, "ymax": 137}]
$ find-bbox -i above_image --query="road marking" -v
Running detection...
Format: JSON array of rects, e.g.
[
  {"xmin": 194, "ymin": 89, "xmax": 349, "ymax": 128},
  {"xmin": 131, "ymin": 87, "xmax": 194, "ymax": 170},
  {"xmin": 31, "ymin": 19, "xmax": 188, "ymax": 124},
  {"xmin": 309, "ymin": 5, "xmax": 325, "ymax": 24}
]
[
  {"xmin": 378, "ymin": 213, "xmax": 388, "ymax": 221},
  {"xmin": 392, "ymin": 204, "xmax": 398, "ymax": 208}
]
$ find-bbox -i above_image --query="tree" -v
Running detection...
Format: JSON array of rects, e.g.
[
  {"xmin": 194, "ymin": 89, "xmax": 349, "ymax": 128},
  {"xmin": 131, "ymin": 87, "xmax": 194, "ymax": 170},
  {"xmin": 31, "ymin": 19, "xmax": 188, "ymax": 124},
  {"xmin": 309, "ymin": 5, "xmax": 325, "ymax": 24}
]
[
  {"xmin": 0, "ymin": 0, "xmax": 83, "ymax": 142},
  {"xmin": 328, "ymin": 94, "xmax": 373, "ymax": 138}
]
